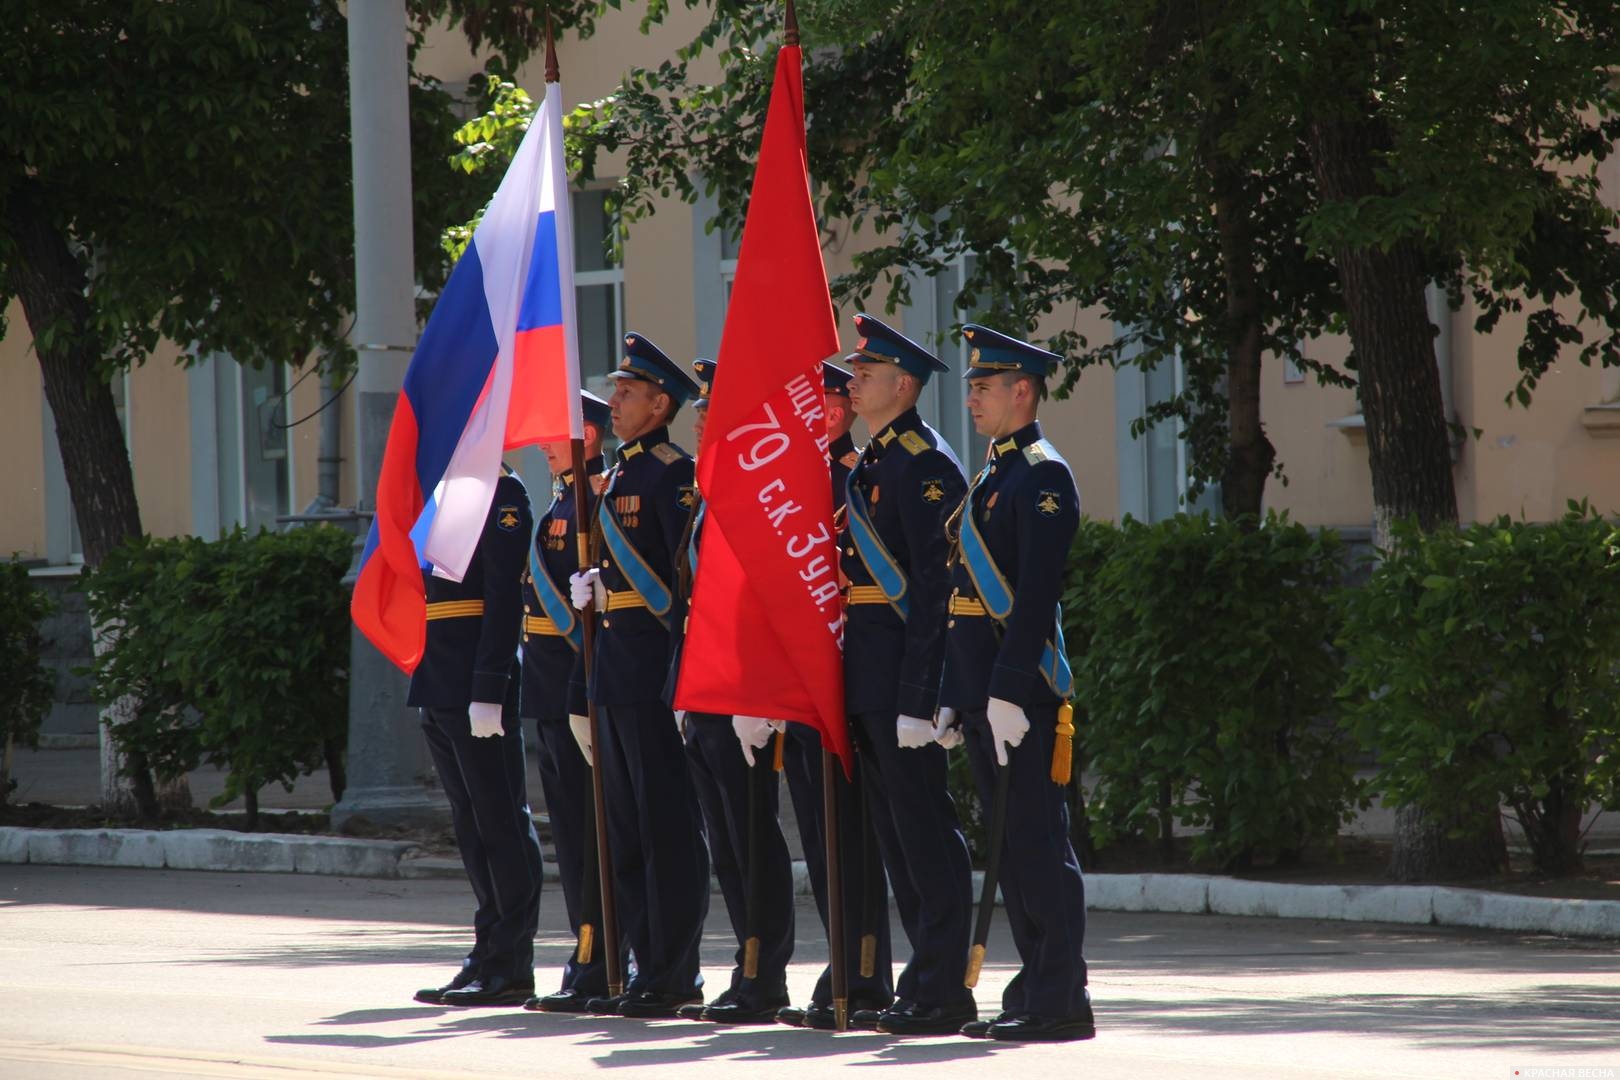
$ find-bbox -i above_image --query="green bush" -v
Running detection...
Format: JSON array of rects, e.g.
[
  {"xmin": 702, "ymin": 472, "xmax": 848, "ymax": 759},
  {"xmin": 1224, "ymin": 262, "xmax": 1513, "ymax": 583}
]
[
  {"xmin": 1075, "ymin": 513, "xmax": 1363, "ymax": 870},
  {"xmin": 0, "ymin": 563, "xmax": 56, "ymax": 805},
  {"xmin": 84, "ymin": 527, "xmax": 353, "ymax": 828},
  {"xmin": 1338, "ymin": 504, "xmax": 1620, "ymax": 876}
]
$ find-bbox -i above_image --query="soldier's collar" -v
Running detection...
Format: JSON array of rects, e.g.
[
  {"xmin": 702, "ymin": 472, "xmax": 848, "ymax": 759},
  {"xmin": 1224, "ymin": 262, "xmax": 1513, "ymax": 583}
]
[
  {"xmin": 992, "ymin": 420, "xmax": 1043, "ymax": 458},
  {"xmin": 618, "ymin": 426, "xmax": 671, "ymax": 462},
  {"xmin": 828, "ymin": 430, "xmax": 856, "ymax": 459},
  {"xmin": 872, "ymin": 407, "xmax": 922, "ymax": 453},
  {"xmin": 556, "ymin": 457, "xmax": 604, "ymax": 488}
]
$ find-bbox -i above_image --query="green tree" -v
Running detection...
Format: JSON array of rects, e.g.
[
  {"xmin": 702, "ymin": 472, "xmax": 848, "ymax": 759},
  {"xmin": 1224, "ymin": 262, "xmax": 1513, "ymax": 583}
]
[
  {"xmin": 556, "ymin": 0, "xmax": 1620, "ymax": 879},
  {"xmin": 0, "ymin": 564, "xmax": 56, "ymax": 807}
]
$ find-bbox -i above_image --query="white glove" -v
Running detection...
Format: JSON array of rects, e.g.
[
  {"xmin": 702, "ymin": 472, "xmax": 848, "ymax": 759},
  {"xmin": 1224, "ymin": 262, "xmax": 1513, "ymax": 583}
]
[
  {"xmin": 469, "ymin": 701, "xmax": 504, "ymax": 738},
  {"xmin": 986, "ymin": 696, "xmax": 1030, "ymax": 766},
  {"xmin": 896, "ymin": 714, "xmax": 935, "ymax": 750},
  {"xmin": 933, "ymin": 706, "xmax": 963, "ymax": 750},
  {"xmin": 568, "ymin": 713, "xmax": 593, "ymax": 765},
  {"xmin": 569, "ymin": 568, "xmax": 603, "ymax": 610},
  {"xmin": 732, "ymin": 715, "xmax": 782, "ymax": 766}
]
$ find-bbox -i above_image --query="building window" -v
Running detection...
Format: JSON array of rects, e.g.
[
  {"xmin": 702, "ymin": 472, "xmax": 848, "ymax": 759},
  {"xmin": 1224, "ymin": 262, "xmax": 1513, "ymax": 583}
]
[
  {"xmin": 908, "ymin": 255, "xmax": 987, "ymax": 468},
  {"xmin": 212, "ymin": 361, "xmax": 293, "ymax": 535},
  {"xmin": 719, "ymin": 224, "xmax": 741, "ymax": 313},
  {"xmin": 574, "ymin": 188, "xmax": 626, "ymax": 394}
]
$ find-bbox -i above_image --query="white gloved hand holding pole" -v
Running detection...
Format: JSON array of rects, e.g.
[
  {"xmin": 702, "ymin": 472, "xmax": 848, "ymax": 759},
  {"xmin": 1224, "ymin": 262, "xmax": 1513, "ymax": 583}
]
[
  {"xmin": 896, "ymin": 714, "xmax": 935, "ymax": 750},
  {"xmin": 568, "ymin": 713, "xmax": 593, "ymax": 766},
  {"xmin": 732, "ymin": 715, "xmax": 781, "ymax": 766},
  {"xmin": 469, "ymin": 701, "xmax": 504, "ymax": 739},
  {"xmin": 985, "ymin": 696, "xmax": 1031, "ymax": 766},
  {"xmin": 933, "ymin": 706, "xmax": 963, "ymax": 750},
  {"xmin": 569, "ymin": 568, "xmax": 603, "ymax": 611}
]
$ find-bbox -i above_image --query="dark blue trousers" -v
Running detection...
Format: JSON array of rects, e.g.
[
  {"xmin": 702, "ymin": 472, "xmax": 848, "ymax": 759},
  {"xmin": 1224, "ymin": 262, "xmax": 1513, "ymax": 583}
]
[
  {"xmin": 850, "ymin": 710, "xmax": 974, "ymax": 1011},
  {"xmin": 684, "ymin": 714, "xmax": 795, "ymax": 1004},
  {"xmin": 781, "ymin": 722, "xmax": 895, "ymax": 1008},
  {"xmin": 420, "ymin": 702, "xmax": 544, "ymax": 984},
  {"xmin": 532, "ymin": 715, "xmax": 610, "ymax": 995},
  {"xmin": 961, "ymin": 702, "xmax": 1090, "ymax": 1019},
  {"xmin": 598, "ymin": 701, "xmax": 709, "ymax": 997}
]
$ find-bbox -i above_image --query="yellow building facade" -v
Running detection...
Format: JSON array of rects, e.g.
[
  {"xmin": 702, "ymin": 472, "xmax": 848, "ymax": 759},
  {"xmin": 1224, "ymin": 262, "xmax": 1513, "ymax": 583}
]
[{"xmin": 4, "ymin": 7, "xmax": 1618, "ymax": 568}]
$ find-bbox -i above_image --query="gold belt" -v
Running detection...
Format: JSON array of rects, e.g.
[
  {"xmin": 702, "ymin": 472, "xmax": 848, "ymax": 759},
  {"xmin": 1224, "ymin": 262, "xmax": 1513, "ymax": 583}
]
[
  {"xmin": 948, "ymin": 595, "xmax": 987, "ymax": 616},
  {"xmin": 604, "ymin": 590, "xmax": 648, "ymax": 611},
  {"xmin": 524, "ymin": 615, "xmax": 563, "ymax": 636},
  {"xmin": 425, "ymin": 600, "xmax": 484, "ymax": 620},
  {"xmin": 844, "ymin": 585, "xmax": 891, "ymax": 605}
]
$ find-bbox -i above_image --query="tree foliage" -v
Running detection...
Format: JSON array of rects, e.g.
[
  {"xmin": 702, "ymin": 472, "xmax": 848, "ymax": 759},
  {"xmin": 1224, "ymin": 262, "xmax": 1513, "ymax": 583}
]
[
  {"xmin": 0, "ymin": 0, "xmax": 498, "ymax": 378},
  {"xmin": 549, "ymin": 0, "xmax": 1620, "ymax": 511}
]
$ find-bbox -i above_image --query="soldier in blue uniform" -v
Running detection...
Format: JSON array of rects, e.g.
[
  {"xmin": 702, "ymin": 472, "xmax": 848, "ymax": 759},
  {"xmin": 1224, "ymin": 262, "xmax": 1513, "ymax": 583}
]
[
  {"xmin": 567, "ymin": 333, "xmax": 710, "ymax": 1019},
  {"xmin": 942, "ymin": 325, "xmax": 1094, "ymax": 1042},
  {"xmin": 770, "ymin": 359, "xmax": 896, "ymax": 1030},
  {"xmin": 519, "ymin": 391, "xmax": 617, "ymax": 1013},
  {"xmin": 838, "ymin": 314, "xmax": 976, "ymax": 1036},
  {"xmin": 668, "ymin": 358, "xmax": 796, "ymax": 1024},
  {"xmin": 410, "ymin": 465, "xmax": 545, "ymax": 1008}
]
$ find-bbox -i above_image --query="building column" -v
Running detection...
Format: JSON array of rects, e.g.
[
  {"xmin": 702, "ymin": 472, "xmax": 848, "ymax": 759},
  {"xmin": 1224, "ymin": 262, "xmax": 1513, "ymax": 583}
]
[{"xmin": 331, "ymin": 0, "xmax": 448, "ymax": 831}]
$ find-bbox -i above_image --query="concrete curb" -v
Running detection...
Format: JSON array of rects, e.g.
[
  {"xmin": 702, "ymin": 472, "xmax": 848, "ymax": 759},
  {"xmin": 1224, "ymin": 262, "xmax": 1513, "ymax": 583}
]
[
  {"xmin": 0, "ymin": 826, "xmax": 418, "ymax": 879},
  {"xmin": 3, "ymin": 825, "xmax": 1617, "ymax": 940}
]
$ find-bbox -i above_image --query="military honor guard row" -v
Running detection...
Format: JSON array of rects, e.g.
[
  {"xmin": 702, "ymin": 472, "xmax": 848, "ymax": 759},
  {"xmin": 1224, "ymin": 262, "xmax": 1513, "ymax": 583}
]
[{"xmin": 406, "ymin": 313, "xmax": 1095, "ymax": 1043}]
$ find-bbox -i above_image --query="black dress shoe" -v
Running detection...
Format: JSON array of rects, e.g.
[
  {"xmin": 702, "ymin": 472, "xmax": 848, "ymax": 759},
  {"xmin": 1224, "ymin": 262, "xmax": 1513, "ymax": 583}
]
[
  {"xmin": 524, "ymin": 988, "xmax": 597, "ymax": 1013},
  {"xmin": 441, "ymin": 975, "xmax": 536, "ymax": 1008},
  {"xmin": 414, "ymin": 968, "xmax": 477, "ymax": 1004},
  {"xmin": 584, "ymin": 993, "xmax": 628, "ymax": 1015},
  {"xmin": 789, "ymin": 997, "xmax": 896, "ymax": 1031},
  {"xmin": 961, "ymin": 1012, "xmax": 1018, "ymax": 1039},
  {"xmin": 877, "ymin": 1000, "xmax": 979, "ymax": 1036},
  {"xmin": 618, "ymin": 989, "xmax": 704, "ymax": 1019},
  {"xmin": 987, "ymin": 1011, "xmax": 1097, "ymax": 1042},
  {"xmin": 702, "ymin": 994, "xmax": 790, "ymax": 1025}
]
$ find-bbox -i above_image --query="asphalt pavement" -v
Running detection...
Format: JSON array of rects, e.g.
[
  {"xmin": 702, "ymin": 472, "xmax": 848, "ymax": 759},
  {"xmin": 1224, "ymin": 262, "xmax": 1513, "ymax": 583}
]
[{"xmin": 1, "ymin": 864, "xmax": 1615, "ymax": 1080}]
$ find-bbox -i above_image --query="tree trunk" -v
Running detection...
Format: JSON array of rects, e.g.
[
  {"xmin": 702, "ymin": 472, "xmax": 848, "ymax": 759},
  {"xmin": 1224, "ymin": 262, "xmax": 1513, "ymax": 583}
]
[
  {"xmin": 4, "ymin": 177, "xmax": 156, "ymax": 814},
  {"xmin": 1212, "ymin": 168, "xmax": 1276, "ymax": 523},
  {"xmin": 1306, "ymin": 113, "xmax": 1505, "ymax": 880}
]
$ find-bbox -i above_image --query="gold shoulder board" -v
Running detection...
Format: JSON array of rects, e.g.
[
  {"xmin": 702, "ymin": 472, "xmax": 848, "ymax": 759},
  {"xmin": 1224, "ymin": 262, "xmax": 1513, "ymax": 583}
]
[
  {"xmin": 1023, "ymin": 439, "xmax": 1056, "ymax": 466},
  {"xmin": 652, "ymin": 443, "xmax": 684, "ymax": 465},
  {"xmin": 897, "ymin": 430, "xmax": 929, "ymax": 455},
  {"xmin": 840, "ymin": 450, "xmax": 860, "ymax": 468}
]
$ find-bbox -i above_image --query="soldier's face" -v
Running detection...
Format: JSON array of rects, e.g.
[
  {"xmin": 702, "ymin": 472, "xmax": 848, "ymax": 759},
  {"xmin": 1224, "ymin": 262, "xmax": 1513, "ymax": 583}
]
[
  {"xmin": 609, "ymin": 379, "xmax": 669, "ymax": 440},
  {"xmin": 967, "ymin": 374, "xmax": 1018, "ymax": 437},
  {"xmin": 540, "ymin": 440, "xmax": 568, "ymax": 473},
  {"xmin": 692, "ymin": 405, "xmax": 708, "ymax": 445},
  {"xmin": 848, "ymin": 361, "xmax": 905, "ymax": 419},
  {"xmin": 824, "ymin": 391, "xmax": 853, "ymax": 440}
]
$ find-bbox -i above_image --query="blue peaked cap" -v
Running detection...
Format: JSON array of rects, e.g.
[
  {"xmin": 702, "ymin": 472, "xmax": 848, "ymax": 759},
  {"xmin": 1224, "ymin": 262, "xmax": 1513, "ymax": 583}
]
[
  {"xmin": 579, "ymin": 389, "xmax": 611, "ymax": 430},
  {"xmin": 609, "ymin": 331, "xmax": 701, "ymax": 405},
  {"xmin": 851, "ymin": 313, "xmax": 949, "ymax": 383},
  {"xmin": 692, "ymin": 357, "xmax": 716, "ymax": 409},
  {"xmin": 822, "ymin": 360, "xmax": 854, "ymax": 395},
  {"xmin": 961, "ymin": 323, "xmax": 1063, "ymax": 380}
]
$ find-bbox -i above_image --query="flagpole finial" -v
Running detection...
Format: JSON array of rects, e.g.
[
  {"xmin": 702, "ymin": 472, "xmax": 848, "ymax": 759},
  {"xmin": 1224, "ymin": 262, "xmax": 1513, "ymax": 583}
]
[
  {"xmin": 545, "ymin": 11, "xmax": 560, "ymax": 84},
  {"xmin": 784, "ymin": 0, "xmax": 799, "ymax": 46}
]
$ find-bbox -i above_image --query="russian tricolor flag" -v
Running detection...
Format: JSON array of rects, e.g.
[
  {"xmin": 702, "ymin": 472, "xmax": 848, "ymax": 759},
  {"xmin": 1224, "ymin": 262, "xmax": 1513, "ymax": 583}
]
[{"xmin": 353, "ymin": 81, "xmax": 582, "ymax": 674}]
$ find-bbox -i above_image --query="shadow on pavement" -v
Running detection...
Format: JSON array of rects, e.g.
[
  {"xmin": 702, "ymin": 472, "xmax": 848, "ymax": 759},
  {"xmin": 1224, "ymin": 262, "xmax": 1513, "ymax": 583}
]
[{"xmin": 1100, "ymin": 983, "xmax": 1620, "ymax": 1051}]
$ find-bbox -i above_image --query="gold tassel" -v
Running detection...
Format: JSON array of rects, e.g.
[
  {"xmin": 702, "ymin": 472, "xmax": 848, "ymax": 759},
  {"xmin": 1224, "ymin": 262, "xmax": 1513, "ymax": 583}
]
[
  {"xmin": 964, "ymin": 943, "xmax": 986, "ymax": 989},
  {"xmin": 860, "ymin": 934, "xmax": 877, "ymax": 978},
  {"xmin": 576, "ymin": 923, "xmax": 595, "ymax": 965},
  {"xmin": 773, "ymin": 728, "xmax": 786, "ymax": 772},
  {"xmin": 1050, "ymin": 700, "xmax": 1075, "ymax": 785}
]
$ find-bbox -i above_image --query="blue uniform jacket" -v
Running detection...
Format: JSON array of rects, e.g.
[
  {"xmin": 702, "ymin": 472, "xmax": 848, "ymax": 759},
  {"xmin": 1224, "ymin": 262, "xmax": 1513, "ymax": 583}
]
[
  {"xmin": 407, "ymin": 470, "xmax": 533, "ymax": 709},
  {"xmin": 940, "ymin": 421, "xmax": 1080, "ymax": 710},
  {"xmin": 583, "ymin": 426, "xmax": 696, "ymax": 707},
  {"xmin": 521, "ymin": 456, "xmax": 604, "ymax": 722},
  {"xmin": 838, "ymin": 407, "xmax": 965, "ymax": 719},
  {"xmin": 828, "ymin": 430, "xmax": 858, "ymax": 516}
]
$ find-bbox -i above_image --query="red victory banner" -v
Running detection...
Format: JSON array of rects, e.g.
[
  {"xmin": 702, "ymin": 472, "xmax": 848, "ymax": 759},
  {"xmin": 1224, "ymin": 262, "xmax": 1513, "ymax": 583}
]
[{"xmin": 672, "ymin": 35, "xmax": 849, "ymax": 768}]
